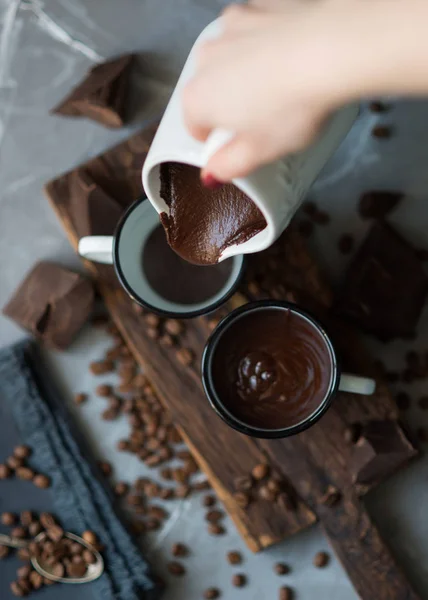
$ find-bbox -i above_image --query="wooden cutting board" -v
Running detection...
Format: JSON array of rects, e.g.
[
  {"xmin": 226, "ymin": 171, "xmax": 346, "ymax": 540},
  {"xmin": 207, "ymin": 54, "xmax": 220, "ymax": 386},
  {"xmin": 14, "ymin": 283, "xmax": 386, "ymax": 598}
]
[{"xmin": 46, "ymin": 124, "xmax": 420, "ymax": 600}]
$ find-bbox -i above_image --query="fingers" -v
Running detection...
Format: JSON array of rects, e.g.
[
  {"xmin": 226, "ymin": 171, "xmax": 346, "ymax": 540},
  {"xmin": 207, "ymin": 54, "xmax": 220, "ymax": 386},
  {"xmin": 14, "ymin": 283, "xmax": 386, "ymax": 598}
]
[{"xmin": 202, "ymin": 133, "xmax": 273, "ymax": 182}]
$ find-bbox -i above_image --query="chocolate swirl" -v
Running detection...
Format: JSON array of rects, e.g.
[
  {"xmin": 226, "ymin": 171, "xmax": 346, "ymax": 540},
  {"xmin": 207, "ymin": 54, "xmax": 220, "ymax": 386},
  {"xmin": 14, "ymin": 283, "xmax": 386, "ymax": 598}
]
[{"xmin": 211, "ymin": 308, "xmax": 333, "ymax": 430}]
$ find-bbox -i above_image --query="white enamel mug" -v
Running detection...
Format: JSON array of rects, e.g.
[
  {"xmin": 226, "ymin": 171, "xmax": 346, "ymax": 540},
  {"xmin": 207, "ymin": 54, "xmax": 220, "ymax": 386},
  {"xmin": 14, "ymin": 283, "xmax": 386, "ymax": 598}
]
[{"xmin": 142, "ymin": 18, "xmax": 359, "ymax": 262}]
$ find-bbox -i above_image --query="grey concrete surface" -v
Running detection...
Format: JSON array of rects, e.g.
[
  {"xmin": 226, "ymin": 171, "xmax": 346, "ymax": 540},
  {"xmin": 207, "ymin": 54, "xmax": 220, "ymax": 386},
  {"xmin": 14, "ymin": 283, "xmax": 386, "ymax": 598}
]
[{"xmin": 0, "ymin": 1, "xmax": 428, "ymax": 599}]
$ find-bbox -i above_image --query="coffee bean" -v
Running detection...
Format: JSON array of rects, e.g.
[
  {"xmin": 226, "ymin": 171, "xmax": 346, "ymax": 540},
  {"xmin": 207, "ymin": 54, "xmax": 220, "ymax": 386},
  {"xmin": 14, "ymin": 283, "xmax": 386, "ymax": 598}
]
[
  {"xmin": 343, "ymin": 423, "xmax": 361, "ymax": 444},
  {"xmin": 146, "ymin": 518, "xmax": 161, "ymax": 531},
  {"xmin": 171, "ymin": 543, "xmax": 188, "ymax": 558},
  {"xmin": 74, "ymin": 392, "xmax": 87, "ymax": 405},
  {"xmin": 148, "ymin": 506, "xmax": 167, "ymax": 520},
  {"xmin": 145, "ymin": 313, "xmax": 160, "ymax": 327},
  {"xmin": 11, "ymin": 526, "xmax": 27, "ymax": 539},
  {"xmin": 33, "ymin": 474, "xmax": 50, "ymax": 488},
  {"xmin": 95, "ymin": 384, "xmax": 113, "ymax": 397},
  {"xmin": 338, "ymin": 234, "xmax": 354, "ymax": 255},
  {"xmin": 159, "ymin": 446, "xmax": 172, "ymax": 461},
  {"xmin": 232, "ymin": 574, "xmax": 247, "ymax": 587},
  {"xmin": 320, "ymin": 486, "xmax": 341, "ymax": 507},
  {"xmin": 0, "ymin": 545, "xmax": 9, "ymax": 559},
  {"xmin": 0, "ymin": 464, "xmax": 12, "ymax": 479},
  {"xmin": 397, "ymin": 392, "xmax": 411, "ymax": 410},
  {"xmin": 202, "ymin": 495, "xmax": 216, "ymax": 508},
  {"xmin": 172, "ymin": 468, "xmax": 188, "ymax": 484},
  {"xmin": 69, "ymin": 542, "xmax": 83, "ymax": 555},
  {"xmin": 372, "ymin": 125, "xmax": 392, "ymax": 139},
  {"xmin": 279, "ymin": 585, "xmax": 294, "ymax": 600},
  {"xmin": 165, "ymin": 320, "xmax": 183, "ymax": 336},
  {"xmin": 28, "ymin": 522, "xmax": 42, "ymax": 537},
  {"xmin": 369, "ymin": 101, "xmax": 389, "ymax": 113},
  {"xmin": 17, "ymin": 565, "xmax": 32, "ymax": 579},
  {"xmin": 72, "ymin": 555, "xmax": 85, "ymax": 565},
  {"xmin": 114, "ymin": 481, "xmax": 129, "ymax": 496},
  {"xmin": 193, "ymin": 480, "xmax": 211, "ymax": 491},
  {"xmin": 146, "ymin": 327, "xmax": 160, "ymax": 340},
  {"xmin": 226, "ymin": 551, "xmax": 242, "ymax": 565},
  {"xmin": 251, "ymin": 464, "xmax": 269, "ymax": 480},
  {"xmin": 89, "ymin": 360, "xmax": 114, "ymax": 375},
  {"xmin": 233, "ymin": 492, "xmax": 250, "ymax": 508},
  {"xmin": 117, "ymin": 439, "xmax": 131, "ymax": 452},
  {"xmin": 176, "ymin": 348, "xmax": 193, "ymax": 367},
  {"xmin": 66, "ymin": 561, "xmax": 86, "ymax": 577},
  {"xmin": 168, "ymin": 426, "xmax": 183, "ymax": 444},
  {"xmin": 20, "ymin": 511, "xmax": 33, "ymax": 526},
  {"xmin": 205, "ymin": 510, "xmax": 223, "ymax": 523},
  {"xmin": 274, "ymin": 563, "xmax": 290, "ymax": 575},
  {"xmin": 83, "ymin": 549, "xmax": 96, "ymax": 564},
  {"xmin": 82, "ymin": 531, "xmax": 98, "ymax": 546},
  {"xmin": 313, "ymin": 551, "xmax": 330, "ymax": 568},
  {"xmin": 47, "ymin": 525, "xmax": 64, "ymax": 542},
  {"xmin": 208, "ymin": 523, "xmax": 225, "ymax": 536},
  {"xmin": 175, "ymin": 485, "xmax": 190, "ymax": 499},
  {"xmin": 17, "ymin": 547, "xmax": 30, "ymax": 561},
  {"xmin": 40, "ymin": 513, "xmax": 56, "ymax": 529},
  {"xmin": 127, "ymin": 493, "xmax": 144, "ymax": 507},
  {"xmin": 14, "ymin": 445, "xmax": 31, "ymax": 459},
  {"xmin": 145, "ymin": 482, "xmax": 160, "ymax": 497},
  {"xmin": 259, "ymin": 485, "xmax": 276, "ymax": 502},
  {"xmin": 97, "ymin": 461, "xmax": 112, "ymax": 477},
  {"xmin": 29, "ymin": 571, "xmax": 43, "ymax": 589},
  {"xmin": 10, "ymin": 581, "xmax": 25, "ymax": 597},
  {"xmin": 7, "ymin": 456, "xmax": 24, "ymax": 470},
  {"xmin": 204, "ymin": 587, "xmax": 221, "ymax": 599},
  {"xmin": 2, "ymin": 511, "xmax": 17, "ymax": 526},
  {"xmin": 167, "ymin": 561, "xmax": 185, "ymax": 576}
]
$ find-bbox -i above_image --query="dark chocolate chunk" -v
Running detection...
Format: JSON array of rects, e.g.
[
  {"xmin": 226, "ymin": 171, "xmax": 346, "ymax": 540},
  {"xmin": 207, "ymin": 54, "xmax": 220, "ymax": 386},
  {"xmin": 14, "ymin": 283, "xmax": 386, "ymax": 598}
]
[
  {"xmin": 358, "ymin": 191, "xmax": 403, "ymax": 220},
  {"xmin": 3, "ymin": 262, "xmax": 94, "ymax": 350},
  {"xmin": 52, "ymin": 54, "xmax": 134, "ymax": 128},
  {"xmin": 336, "ymin": 222, "xmax": 428, "ymax": 340},
  {"xmin": 350, "ymin": 420, "xmax": 417, "ymax": 484},
  {"xmin": 68, "ymin": 169, "xmax": 124, "ymax": 237}
]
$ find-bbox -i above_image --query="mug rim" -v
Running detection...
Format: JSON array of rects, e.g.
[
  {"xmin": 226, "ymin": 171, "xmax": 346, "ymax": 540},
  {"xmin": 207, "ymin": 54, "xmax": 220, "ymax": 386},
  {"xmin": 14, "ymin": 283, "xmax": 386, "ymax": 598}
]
[
  {"xmin": 201, "ymin": 300, "xmax": 341, "ymax": 439},
  {"xmin": 112, "ymin": 196, "xmax": 246, "ymax": 319}
]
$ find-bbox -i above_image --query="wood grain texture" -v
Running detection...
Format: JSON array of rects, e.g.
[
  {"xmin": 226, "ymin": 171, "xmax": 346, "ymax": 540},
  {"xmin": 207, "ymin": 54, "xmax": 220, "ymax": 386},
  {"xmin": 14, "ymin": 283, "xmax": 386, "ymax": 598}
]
[{"xmin": 46, "ymin": 124, "xmax": 420, "ymax": 598}]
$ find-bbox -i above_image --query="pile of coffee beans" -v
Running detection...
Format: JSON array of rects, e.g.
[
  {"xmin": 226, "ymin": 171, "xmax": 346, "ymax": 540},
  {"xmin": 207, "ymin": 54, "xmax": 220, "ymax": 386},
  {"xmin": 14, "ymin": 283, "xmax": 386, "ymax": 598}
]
[
  {"xmin": 0, "ymin": 511, "xmax": 99, "ymax": 596},
  {"xmin": 77, "ymin": 316, "xmax": 211, "ymax": 535},
  {"xmin": 0, "ymin": 446, "xmax": 50, "ymax": 489},
  {"xmin": 231, "ymin": 463, "xmax": 296, "ymax": 511}
]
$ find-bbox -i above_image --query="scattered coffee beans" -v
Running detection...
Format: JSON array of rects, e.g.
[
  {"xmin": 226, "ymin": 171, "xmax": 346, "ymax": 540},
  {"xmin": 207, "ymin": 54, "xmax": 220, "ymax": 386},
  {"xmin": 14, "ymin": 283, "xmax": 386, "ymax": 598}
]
[
  {"xmin": 171, "ymin": 543, "xmax": 188, "ymax": 558},
  {"xmin": 74, "ymin": 392, "xmax": 87, "ymax": 405},
  {"xmin": 279, "ymin": 585, "xmax": 294, "ymax": 600},
  {"xmin": 204, "ymin": 587, "xmax": 221, "ymax": 599},
  {"xmin": 274, "ymin": 563, "xmax": 290, "ymax": 575},
  {"xmin": 167, "ymin": 561, "xmax": 185, "ymax": 576},
  {"xmin": 313, "ymin": 551, "xmax": 330, "ymax": 568},
  {"xmin": 227, "ymin": 551, "xmax": 242, "ymax": 565},
  {"xmin": 232, "ymin": 573, "xmax": 247, "ymax": 587}
]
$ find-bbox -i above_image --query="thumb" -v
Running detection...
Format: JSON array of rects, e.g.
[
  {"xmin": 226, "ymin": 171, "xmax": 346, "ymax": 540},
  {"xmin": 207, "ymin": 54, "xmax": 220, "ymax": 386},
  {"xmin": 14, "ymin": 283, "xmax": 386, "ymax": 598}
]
[{"xmin": 202, "ymin": 133, "xmax": 266, "ymax": 182}]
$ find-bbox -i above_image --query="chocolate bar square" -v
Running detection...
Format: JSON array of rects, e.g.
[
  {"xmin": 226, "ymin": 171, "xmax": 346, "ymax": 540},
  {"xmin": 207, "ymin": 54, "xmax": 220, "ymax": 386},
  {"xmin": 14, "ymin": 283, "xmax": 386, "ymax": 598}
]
[
  {"xmin": 350, "ymin": 420, "xmax": 416, "ymax": 484},
  {"xmin": 52, "ymin": 54, "xmax": 134, "ymax": 128},
  {"xmin": 3, "ymin": 262, "xmax": 94, "ymax": 350},
  {"xmin": 336, "ymin": 221, "xmax": 428, "ymax": 340}
]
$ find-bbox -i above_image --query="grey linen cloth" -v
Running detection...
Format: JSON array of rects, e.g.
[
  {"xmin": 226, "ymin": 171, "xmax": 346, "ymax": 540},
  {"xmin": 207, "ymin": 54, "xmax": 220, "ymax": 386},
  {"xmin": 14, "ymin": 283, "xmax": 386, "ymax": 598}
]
[{"xmin": 0, "ymin": 338, "xmax": 158, "ymax": 600}]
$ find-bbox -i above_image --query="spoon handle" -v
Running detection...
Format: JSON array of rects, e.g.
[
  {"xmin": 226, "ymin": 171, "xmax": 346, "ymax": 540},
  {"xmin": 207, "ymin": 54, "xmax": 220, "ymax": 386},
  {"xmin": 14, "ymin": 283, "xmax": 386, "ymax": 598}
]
[{"xmin": 0, "ymin": 533, "xmax": 28, "ymax": 549}]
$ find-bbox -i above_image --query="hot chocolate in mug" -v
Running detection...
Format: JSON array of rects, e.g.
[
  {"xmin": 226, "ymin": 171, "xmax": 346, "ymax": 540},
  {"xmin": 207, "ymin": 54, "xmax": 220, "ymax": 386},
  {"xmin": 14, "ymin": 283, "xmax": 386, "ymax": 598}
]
[{"xmin": 142, "ymin": 17, "xmax": 359, "ymax": 262}]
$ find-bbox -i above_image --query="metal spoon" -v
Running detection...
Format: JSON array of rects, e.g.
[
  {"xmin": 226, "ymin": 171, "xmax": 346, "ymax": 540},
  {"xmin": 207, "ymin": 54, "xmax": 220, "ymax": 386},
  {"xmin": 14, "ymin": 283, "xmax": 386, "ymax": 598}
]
[{"xmin": 0, "ymin": 530, "xmax": 104, "ymax": 584}]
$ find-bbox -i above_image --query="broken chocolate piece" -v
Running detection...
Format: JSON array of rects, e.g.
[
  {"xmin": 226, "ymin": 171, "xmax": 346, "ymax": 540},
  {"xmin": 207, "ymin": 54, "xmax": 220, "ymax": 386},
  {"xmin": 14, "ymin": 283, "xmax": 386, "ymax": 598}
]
[
  {"xmin": 358, "ymin": 191, "xmax": 403, "ymax": 220},
  {"xmin": 52, "ymin": 54, "xmax": 134, "ymax": 128},
  {"xmin": 3, "ymin": 262, "xmax": 94, "ymax": 350},
  {"xmin": 68, "ymin": 169, "xmax": 123, "ymax": 237},
  {"xmin": 350, "ymin": 420, "xmax": 417, "ymax": 484},
  {"xmin": 336, "ymin": 222, "xmax": 428, "ymax": 340}
]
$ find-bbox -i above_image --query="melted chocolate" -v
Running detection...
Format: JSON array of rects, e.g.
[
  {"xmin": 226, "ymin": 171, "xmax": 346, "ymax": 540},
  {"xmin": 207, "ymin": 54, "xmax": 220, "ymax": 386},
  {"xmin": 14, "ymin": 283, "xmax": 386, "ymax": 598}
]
[
  {"xmin": 211, "ymin": 308, "xmax": 333, "ymax": 430},
  {"xmin": 143, "ymin": 225, "xmax": 234, "ymax": 305},
  {"xmin": 159, "ymin": 162, "xmax": 267, "ymax": 265}
]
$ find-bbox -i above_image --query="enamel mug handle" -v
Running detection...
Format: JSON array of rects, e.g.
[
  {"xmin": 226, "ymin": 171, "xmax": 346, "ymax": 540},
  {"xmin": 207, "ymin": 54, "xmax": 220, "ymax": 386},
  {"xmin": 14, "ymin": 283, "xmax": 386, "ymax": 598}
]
[
  {"xmin": 78, "ymin": 236, "xmax": 114, "ymax": 264},
  {"xmin": 339, "ymin": 373, "xmax": 376, "ymax": 395}
]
